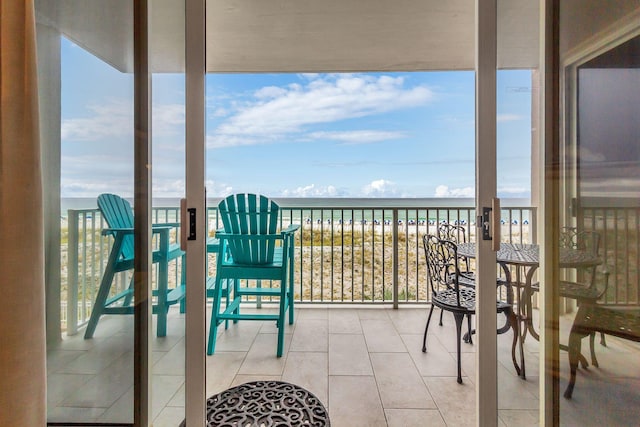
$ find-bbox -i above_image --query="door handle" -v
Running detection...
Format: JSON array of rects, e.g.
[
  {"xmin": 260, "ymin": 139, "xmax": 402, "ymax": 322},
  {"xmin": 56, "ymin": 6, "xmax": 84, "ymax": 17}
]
[
  {"xmin": 480, "ymin": 197, "xmax": 501, "ymax": 251},
  {"xmin": 180, "ymin": 199, "xmax": 197, "ymax": 250}
]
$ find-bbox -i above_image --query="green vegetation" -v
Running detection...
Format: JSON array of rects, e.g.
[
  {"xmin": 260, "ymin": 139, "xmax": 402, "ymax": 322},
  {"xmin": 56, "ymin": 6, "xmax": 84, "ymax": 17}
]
[{"xmin": 59, "ymin": 207, "xmax": 639, "ymax": 333}]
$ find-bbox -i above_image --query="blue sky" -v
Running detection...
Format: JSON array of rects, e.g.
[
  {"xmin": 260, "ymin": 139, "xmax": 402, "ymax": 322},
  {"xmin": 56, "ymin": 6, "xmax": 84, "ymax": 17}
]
[{"xmin": 61, "ymin": 37, "xmax": 532, "ymax": 199}]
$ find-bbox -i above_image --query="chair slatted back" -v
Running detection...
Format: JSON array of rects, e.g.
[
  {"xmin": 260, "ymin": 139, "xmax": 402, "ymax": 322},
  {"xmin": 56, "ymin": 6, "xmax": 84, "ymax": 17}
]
[
  {"xmin": 98, "ymin": 193, "xmax": 135, "ymax": 260},
  {"xmin": 218, "ymin": 194, "xmax": 279, "ymax": 265},
  {"xmin": 424, "ymin": 234, "xmax": 462, "ymax": 307}
]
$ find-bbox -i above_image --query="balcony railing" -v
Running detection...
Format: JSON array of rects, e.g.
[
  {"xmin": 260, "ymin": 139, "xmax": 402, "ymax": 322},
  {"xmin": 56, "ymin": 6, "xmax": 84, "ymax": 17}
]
[
  {"xmin": 63, "ymin": 201, "xmax": 536, "ymax": 334},
  {"xmin": 581, "ymin": 204, "xmax": 640, "ymax": 306}
]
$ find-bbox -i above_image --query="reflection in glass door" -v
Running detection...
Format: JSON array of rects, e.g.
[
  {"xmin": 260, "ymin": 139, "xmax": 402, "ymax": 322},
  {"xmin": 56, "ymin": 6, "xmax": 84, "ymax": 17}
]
[
  {"xmin": 494, "ymin": 1, "xmax": 542, "ymax": 424},
  {"xmin": 40, "ymin": 0, "xmax": 189, "ymax": 424},
  {"xmin": 39, "ymin": 1, "xmax": 138, "ymax": 423},
  {"xmin": 555, "ymin": 3, "xmax": 640, "ymax": 423},
  {"xmin": 149, "ymin": 1, "xmax": 188, "ymax": 425}
]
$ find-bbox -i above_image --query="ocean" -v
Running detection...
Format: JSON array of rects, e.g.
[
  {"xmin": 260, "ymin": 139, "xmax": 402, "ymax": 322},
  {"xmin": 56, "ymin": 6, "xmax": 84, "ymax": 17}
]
[{"xmin": 61, "ymin": 197, "xmax": 531, "ymax": 211}]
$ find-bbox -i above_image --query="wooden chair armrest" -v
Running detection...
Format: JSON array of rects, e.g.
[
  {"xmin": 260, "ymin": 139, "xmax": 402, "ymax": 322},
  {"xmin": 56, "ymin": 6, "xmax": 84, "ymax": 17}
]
[
  {"xmin": 281, "ymin": 224, "xmax": 300, "ymax": 234},
  {"xmin": 152, "ymin": 224, "xmax": 177, "ymax": 231},
  {"xmin": 154, "ymin": 222, "xmax": 180, "ymax": 228},
  {"xmin": 103, "ymin": 224, "xmax": 179, "ymax": 236},
  {"xmin": 216, "ymin": 232, "xmax": 282, "ymax": 242},
  {"xmin": 101, "ymin": 227, "xmax": 134, "ymax": 236}
]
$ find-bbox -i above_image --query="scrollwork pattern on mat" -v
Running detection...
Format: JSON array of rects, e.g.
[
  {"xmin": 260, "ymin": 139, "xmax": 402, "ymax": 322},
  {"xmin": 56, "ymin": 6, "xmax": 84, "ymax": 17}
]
[{"xmin": 204, "ymin": 380, "xmax": 330, "ymax": 426}]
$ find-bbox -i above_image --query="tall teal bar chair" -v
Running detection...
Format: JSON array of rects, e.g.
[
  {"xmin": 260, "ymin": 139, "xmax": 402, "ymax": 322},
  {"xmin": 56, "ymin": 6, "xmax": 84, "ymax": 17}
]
[
  {"xmin": 84, "ymin": 193, "xmax": 185, "ymax": 339},
  {"xmin": 207, "ymin": 194, "xmax": 299, "ymax": 357}
]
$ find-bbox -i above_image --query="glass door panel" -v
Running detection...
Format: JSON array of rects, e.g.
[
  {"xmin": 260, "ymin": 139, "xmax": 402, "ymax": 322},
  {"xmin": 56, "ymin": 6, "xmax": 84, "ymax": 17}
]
[
  {"xmin": 494, "ymin": 69, "xmax": 541, "ymax": 422},
  {"xmin": 38, "ymin": 1, "xmax": 136, "ymax": 423},
  {"xmin": 150, "ymin": 0, "xmax": 187, "ymax": 424},
  {"xmin": 495, "ymin": 1, "xmax": 542, "ymax": 423},
  {"xmin": 556, "ymin": 2, "xmax": 640, "ymax": 423}
]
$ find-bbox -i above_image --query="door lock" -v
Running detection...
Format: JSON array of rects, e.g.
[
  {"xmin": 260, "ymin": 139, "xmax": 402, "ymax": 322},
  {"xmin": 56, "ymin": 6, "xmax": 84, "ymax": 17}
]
[
  {"xmin": 187, "ymin": 208, "xmax": 196, "ymax": 240},
  {"xmin": 478, "ymin": 198, "xmax": 501, "ymax": 251},
  {"xmin": 180, "ymin": 199, "xmax": 197, "ymax": 250}
]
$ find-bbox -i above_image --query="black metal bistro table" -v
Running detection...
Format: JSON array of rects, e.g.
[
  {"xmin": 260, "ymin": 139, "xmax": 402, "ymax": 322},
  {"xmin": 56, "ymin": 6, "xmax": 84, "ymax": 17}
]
[
  {"xmin": 180, "ymin": 380, "xmax": 331, "ymax": 426},
  {"xmin": 456, "ymin": 242, "xmax": 602, "ymax": 379}
]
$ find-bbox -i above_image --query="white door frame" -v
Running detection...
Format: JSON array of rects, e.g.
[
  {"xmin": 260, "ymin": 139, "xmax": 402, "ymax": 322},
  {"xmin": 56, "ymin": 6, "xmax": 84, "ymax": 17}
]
[
  {"xmin": 475, "ymin": 0, "xmax": 499, "ymax": 425},
  {"xmin": 184, "ymin": 0, "xmax": 207, "ymax": 425},
  {"xmin": 179, "ymin": 1, "xmax": 503, "ymax": 425},
  {"xmin": 133, "ymin": 0, "xmax": 152, "ymax": 424}
]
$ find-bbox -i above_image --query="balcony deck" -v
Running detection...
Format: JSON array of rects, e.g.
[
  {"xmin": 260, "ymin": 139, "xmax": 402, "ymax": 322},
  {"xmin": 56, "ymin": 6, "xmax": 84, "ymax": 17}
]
[{"xmin": 47, "ymin": 305, "xmax": 640, "ymax": 426}]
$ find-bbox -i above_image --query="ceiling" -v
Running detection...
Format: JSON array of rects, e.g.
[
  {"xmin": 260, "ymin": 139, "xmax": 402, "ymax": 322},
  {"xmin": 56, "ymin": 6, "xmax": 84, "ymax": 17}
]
[{"xmin": 36, "ymin": 0, "xmax": 541, "ymax": 73}]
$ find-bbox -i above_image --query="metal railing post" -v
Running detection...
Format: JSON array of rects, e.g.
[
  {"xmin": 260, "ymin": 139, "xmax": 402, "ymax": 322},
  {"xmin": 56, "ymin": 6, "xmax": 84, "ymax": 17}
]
[
  {"xmin": 392, "ymin": 208, "xmax": 399, "ymax": 309},
  {"xmin": 67, "ymin": 209, "xmax": 79, "ymax": 335}
]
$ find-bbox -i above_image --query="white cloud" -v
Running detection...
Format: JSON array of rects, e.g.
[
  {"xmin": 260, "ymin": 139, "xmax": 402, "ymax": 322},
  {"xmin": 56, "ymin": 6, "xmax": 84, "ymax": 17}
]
[
  {"xmin": 362, "ymin": 179, "xmax": 399, "ymax": 197},
  {"xmin": 151, "ymin": 179, "xmax": 186, "ymax": 196},
  {"xmin": 62, "ymin": 153, "xmax": 133, "ymax": 177},
  {"xmin": 309, "ymin": 130, "xmax": 406, "ymax": 144},
  {"xmin": 497, "ymin": 185, "xmax": 527, "ymax": 195},
  {"xmin": 255, "ymin": 86, "xmax": 288, "ymax": 99},
  {"xmin": 62, "ymin": 99, "xmax": 134, "ymax": 141},
  {"xmin": 145, "ymin": 179, "xmax": 233, "ymax": 198},
  {"xmin": 497, "ymin": 113, "xmax": 523, "ymax": 122},
  {"xmin": 205, "ymin": 180, "xmax": 234, "ymax": 197},
  {"xmin": 208, "ymin": 74, "xmax": 433, "ymax": 148},
  {"xmin": 298, "ymin": 73, "xmax": 320, "ymax": 80},
  {"xmin": 153, "ymin": 104, "xmax": 185, "ymax": 136},
  {"xmin": 211, "ymin": 107, "xmax": 229, "ymax": 117},
  {"xmin": 62, "ymin": 99, "xmax": 185, "ymax": 142},
  {"xmin": 434, "ymin": 185, "xmax": 474, "ymax": 198},
  {"xmin": 280, "ymin": 184, "xmax": 343, "ymax": 197},
  {"xmin": 206, "ymin": 134, "xmax": 260, "ymax": 149},
  {"xmin": 61, "ymin": 156, "xmax": 133, "ymax": 197},
  {"xmin": 438, "ymin": 114, "xmax": 475, "ymax": 127},
  {"xmin": 62, "ymin": 181, "xmax": 131, "ymax": 198}
]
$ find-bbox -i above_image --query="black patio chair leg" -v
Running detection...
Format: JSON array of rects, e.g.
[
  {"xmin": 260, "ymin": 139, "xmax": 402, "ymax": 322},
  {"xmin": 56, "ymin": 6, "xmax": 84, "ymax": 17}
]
[
  {"xmin": 439, "ymin": 309, "xmax": 444, "ymax": 326},
  {"xmin": 453, "ymin": 312, "xmax": 465, "ymax": 384},
  {"xmin": 507, "ymin": 308, "xmax": 521, "ymax": 376},
  {"xmin": 422, "ymin": 304, "xmax": 436, "ymax": 353},
  {"xmin": 465, "ymin": 314, "xmax": 473, "ymax": 344},
  {"xmin": 589, "ymin": 332, "xmax": 599, "ymax": 367},
  {"xmin": 564, "ymin": 329, "xmax": 583, "ymax": 399},
  {"xmin": 600, "ymin": 332, "xmax": 607, "ymax": 347}
]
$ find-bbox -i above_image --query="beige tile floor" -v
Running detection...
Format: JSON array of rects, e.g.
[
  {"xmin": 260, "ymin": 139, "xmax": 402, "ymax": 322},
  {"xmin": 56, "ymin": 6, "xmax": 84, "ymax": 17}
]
[{"xmin": 47, "ymin": 306, "xmax": 640, "ymax": 426}]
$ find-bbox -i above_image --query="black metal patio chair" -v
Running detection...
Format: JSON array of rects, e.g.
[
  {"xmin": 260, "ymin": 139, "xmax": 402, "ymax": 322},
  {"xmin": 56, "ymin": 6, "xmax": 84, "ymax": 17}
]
[{"xmin": 422, "ymin": 234, "xmax": 519, "ymax": 383}]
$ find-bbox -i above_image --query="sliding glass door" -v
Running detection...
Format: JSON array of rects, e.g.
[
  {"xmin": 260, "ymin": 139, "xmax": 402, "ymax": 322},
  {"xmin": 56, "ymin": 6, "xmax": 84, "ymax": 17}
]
[
  {"xmin": 39, "ymin": 1, "xmax": 138, "ymax": 423},
  {"xmin": 553, "ymin": 2, "xmax": 640, "ymax": 424},
  {"xmin": 40, "ymin": 0, "xmax": 190, "ymax": 424}
]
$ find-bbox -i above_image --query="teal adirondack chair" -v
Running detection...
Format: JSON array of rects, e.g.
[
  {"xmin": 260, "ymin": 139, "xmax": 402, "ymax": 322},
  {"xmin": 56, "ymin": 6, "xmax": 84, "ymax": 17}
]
[
  {"xmin": 84, "ymin": 193, "xmax": 186, "ymax": 339},
  {"xmin": 207, "ymin": 194, "xmax": 299, "ymax": 357}
]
